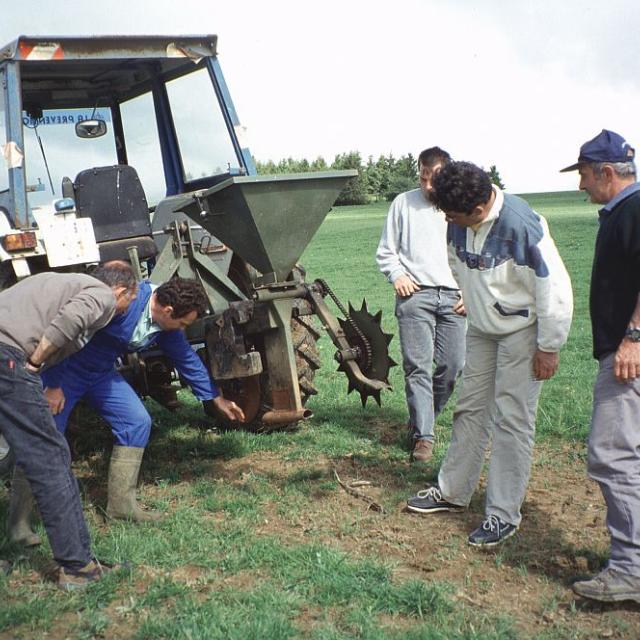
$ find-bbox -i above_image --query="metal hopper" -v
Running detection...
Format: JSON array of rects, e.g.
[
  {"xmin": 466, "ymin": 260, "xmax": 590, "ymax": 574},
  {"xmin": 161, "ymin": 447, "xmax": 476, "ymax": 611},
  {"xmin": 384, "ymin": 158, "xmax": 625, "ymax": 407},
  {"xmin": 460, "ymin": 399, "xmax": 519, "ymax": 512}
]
[{"xmin": 176, "ymin": 170, "xmax": 357, "ymax": 281}]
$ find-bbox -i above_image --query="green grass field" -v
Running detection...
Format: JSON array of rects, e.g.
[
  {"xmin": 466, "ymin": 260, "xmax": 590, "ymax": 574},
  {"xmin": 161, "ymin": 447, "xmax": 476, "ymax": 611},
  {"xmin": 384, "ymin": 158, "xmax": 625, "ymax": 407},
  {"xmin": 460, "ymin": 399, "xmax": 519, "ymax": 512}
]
[{"xmin": 2, "ymin": 191, "xmax": 636, "ymax": 640}]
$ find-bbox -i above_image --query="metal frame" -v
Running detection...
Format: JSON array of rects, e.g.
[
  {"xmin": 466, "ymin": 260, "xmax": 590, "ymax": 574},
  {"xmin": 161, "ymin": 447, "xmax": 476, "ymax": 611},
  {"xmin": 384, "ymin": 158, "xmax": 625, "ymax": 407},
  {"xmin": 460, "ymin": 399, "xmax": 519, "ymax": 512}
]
[
  {"xmin": 3, "ymin": 62, "xmax": 29, "ymax": 227},
  {"xmin": 206, "ymin": 58, "xmax": 256, "ymax": 176},
  {"xmin": 151, "ymin": 75, "xmax": 184, "ymax": 197}
]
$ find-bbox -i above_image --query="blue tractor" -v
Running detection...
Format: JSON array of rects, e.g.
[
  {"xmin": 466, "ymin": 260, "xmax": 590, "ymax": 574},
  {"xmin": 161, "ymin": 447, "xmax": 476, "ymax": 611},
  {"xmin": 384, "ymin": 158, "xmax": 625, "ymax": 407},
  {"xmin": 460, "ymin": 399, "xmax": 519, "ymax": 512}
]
[{"xmin": 0, "ymin": 35, "xmax": 394, "ymax": 475}]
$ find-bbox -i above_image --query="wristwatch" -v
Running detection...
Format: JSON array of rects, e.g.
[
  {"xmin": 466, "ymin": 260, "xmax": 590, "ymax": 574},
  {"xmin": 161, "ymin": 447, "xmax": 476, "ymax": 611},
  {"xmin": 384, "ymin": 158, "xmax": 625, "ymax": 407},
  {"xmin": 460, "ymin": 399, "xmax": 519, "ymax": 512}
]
[{"xmin": 624, "ymin": 327, "xmax": 640, "ymax": 342}]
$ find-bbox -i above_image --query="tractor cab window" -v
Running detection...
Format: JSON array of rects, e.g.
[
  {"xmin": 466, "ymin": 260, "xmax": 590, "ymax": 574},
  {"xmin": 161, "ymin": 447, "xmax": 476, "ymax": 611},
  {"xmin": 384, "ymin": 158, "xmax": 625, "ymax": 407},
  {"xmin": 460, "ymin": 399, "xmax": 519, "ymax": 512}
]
[
  {"xmin": 165, "ymin": 68, "xmax": 240, "ymax": 182},
  {"xmin": 22, "ymin": 107, "xmax": 117, "ymax": 209},
  {"xmin": 120, "ymin": 91, "xmax": 165, "ymax": 207}
]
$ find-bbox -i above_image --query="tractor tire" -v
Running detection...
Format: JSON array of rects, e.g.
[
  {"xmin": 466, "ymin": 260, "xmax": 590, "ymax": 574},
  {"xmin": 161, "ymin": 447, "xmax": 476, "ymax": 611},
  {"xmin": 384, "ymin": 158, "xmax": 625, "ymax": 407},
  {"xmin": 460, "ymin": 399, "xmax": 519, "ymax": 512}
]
[
  {"xmin": 218, "ymin": 312, "xmax": 321, "ymax": 433},
  {"xmin": 218, "ymin": 259, "xmax": 323, "ymax": 433},
  {"xmin": 291, "ymin": 314, "xmax": 321, "ymax": 405},
  {"xmin": 255, "ymin": 312, "xmax": 321, "ymax": 433}
]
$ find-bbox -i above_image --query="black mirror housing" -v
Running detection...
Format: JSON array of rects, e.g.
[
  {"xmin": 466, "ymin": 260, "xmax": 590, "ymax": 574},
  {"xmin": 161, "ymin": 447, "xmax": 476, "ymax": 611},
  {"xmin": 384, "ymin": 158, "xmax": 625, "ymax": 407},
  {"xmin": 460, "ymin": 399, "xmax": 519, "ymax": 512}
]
[{"xmin": 75, "ymin": 119, "xmax": 107, "ymax": 139}]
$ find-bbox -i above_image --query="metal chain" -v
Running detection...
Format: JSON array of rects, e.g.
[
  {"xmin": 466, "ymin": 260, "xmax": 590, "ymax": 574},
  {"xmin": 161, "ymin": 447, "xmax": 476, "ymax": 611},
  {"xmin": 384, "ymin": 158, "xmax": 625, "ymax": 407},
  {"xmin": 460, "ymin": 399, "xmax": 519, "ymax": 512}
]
[{"xmin": 315, "ymin": 279, "xmax": 372, "ymax": 370}]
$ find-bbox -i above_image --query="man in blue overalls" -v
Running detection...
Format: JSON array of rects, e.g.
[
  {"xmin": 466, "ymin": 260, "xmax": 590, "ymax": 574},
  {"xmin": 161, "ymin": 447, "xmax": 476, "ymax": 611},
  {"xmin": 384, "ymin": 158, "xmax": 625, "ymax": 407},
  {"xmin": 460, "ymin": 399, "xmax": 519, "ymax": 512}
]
[{"xmin": 39, "ymin": 275, "xmax": 245, "ymax": 523}]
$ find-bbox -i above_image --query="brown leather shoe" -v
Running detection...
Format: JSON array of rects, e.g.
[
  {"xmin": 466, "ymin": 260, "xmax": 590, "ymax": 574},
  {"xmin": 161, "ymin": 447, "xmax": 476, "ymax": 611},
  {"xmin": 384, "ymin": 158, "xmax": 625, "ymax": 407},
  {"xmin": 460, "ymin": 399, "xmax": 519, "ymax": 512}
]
[
  {"xmin": 411, "ymin": 439, "xmax": 433, "ymax": 463},
  {"xmin": 51, "ymin": 559, "xmax": 125, "ymax": 591}
]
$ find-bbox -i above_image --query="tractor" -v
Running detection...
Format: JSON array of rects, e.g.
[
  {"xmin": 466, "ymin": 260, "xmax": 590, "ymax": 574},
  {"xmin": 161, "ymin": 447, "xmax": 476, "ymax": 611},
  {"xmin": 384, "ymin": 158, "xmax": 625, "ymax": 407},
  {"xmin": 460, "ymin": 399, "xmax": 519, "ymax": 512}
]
[{"xmin": 0, "ymin": 35, "xmax": 395, "ymax": 476}]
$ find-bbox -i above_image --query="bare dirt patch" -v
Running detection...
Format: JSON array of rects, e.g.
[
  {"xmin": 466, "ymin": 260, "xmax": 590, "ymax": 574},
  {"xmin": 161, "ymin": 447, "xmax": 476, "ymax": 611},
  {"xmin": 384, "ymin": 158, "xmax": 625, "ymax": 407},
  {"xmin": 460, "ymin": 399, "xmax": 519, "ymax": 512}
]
[
  {"xmin": 227, "ymin": 442, "xmax": 640, "ymax": 638},
  {"xmin": 3, "ymin": 438, "xmax": 639, "ymax": 639}
]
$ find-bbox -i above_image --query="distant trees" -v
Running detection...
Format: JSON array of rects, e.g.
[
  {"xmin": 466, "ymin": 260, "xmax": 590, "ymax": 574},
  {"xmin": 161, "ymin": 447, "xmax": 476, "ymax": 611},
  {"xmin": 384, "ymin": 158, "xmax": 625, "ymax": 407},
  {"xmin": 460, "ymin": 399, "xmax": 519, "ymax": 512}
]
[
  {"xmin": 330, "ymin": 152, "xmax": 368, "ymax": 205},
  {"xmin": 255, "ymin": 154, "xmax": 507, "ymax": 203},
  {"xmin": 255, "ymin": 152, "xmax": 419, "ymax": 204},
  {"xmin": 487, "ymin": 165, "xmax": 505, "ymax": 189}
]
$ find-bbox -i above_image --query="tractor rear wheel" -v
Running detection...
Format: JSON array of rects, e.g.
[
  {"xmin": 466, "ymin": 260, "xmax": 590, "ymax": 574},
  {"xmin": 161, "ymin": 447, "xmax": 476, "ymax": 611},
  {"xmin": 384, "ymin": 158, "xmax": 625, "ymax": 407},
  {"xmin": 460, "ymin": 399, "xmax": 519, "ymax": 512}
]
[
  {"xmin": 291, "ymin": 314, "xmax": 321, "ymax": 405},
  {"xmin": 218, "ymin": 311, "xmax": 321, "ymax": 433},
  {"xmin": 218, "ymin": 261, "xmax": 322, "ymax": 433}
]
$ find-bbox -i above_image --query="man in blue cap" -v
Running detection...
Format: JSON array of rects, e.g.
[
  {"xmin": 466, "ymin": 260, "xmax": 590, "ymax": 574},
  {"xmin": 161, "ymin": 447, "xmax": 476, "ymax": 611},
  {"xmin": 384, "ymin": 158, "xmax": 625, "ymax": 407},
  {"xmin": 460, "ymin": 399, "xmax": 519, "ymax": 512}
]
[{"xmin": 561, "ymin": 129, "xmax": 640, "ymax": 603}]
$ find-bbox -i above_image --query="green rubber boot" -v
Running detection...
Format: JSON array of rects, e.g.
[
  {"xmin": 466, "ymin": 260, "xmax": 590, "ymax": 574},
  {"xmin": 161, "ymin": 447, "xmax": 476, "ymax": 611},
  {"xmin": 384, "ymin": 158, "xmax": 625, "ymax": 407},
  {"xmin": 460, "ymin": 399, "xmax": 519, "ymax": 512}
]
[
  {"xmin": 106, "ymin": 446, "xmax": 162, "ymax": 523},
  {"xmin": 9, "ymin": 466, "xmax": 42, "ymax": 546}
]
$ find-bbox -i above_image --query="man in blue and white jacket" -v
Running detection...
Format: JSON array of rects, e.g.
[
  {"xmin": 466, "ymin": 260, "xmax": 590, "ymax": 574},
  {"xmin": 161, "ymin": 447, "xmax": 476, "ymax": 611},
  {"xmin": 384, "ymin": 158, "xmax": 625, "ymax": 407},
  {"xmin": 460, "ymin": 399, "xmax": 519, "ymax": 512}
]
[
  {"xmin": 40, "ymin": 274, "xmax": 244, "ymax": 523},
  {"xmin": 406, "ymin": 161, "xmax": 573, "ymax": 547}
]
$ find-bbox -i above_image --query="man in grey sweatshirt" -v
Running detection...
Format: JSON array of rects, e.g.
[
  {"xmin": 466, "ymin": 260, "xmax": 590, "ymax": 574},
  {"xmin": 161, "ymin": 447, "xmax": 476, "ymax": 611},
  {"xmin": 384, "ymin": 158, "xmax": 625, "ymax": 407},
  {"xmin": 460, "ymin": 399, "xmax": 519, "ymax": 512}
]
[
  {"xmin": 0, "ymin": 262, "xmax": 137, "ymax": 589},
  {"xmin": 376, "ymin": 147, "xmax": 466, "ymax": 462}
]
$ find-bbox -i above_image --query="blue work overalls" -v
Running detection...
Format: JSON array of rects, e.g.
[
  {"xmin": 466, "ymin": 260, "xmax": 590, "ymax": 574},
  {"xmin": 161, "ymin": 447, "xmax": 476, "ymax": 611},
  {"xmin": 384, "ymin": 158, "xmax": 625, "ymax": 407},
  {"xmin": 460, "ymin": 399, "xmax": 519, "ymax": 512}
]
[{"xmin": 41, "ymin": 281, "xmax": 218, "ymax": 447}]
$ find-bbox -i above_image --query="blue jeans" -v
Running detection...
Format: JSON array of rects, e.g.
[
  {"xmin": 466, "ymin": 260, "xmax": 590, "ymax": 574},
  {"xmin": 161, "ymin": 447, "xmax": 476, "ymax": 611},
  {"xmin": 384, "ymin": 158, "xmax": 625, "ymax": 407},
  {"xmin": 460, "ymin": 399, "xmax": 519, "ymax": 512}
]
[
  {"xmin": 41, "ymin": 361, "xmax": 152, "ymax": 448},
  {"xmin": 395, "ymin": 287, "xmax": 466, "ymax": 441},
  {"xmin": 0, "ymin": 343, "xmax": 92, "ymax": 570}
]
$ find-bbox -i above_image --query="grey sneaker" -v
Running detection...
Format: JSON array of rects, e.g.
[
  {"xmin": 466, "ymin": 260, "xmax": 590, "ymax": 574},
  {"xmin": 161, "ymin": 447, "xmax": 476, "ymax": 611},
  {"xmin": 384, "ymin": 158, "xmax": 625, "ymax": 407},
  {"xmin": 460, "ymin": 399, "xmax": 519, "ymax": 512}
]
[
  {"xmin": 406, "ymin": 486, "xmax": 465, "ymax": 514},
  {"xmin": 468, "ymin": 515, "xmax": 517, "ymax": 547},
  {"xmin": 572, "ymin": 567, "xmax": 640, "ymax": 603}
]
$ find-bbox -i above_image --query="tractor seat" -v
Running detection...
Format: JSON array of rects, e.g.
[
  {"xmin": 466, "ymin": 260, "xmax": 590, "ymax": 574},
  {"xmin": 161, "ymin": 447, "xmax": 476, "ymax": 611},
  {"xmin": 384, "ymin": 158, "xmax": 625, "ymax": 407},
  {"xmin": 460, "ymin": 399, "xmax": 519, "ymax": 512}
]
[{"xmin": 66, "ymin": 165, "xmax": 158, "ymax": 263}]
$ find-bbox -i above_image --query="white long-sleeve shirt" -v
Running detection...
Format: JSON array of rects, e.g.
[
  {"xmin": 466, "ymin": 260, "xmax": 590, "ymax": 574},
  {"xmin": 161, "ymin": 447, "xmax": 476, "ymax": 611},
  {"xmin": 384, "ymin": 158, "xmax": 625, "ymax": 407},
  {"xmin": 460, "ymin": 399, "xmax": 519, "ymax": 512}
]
[
  {"xmin": 376, "ymin": 188, "xmax": 458, "ymax": 289},
  {"xmin": 447, "ymin": 188, "xmax": 573, "ymax": 352}
]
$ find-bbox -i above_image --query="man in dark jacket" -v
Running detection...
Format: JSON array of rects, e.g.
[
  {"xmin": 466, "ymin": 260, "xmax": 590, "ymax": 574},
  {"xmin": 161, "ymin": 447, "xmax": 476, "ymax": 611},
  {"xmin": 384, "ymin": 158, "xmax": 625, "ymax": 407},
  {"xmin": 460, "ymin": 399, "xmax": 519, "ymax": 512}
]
[
  {"xmin": 39, "ymin": 277, "xmax": 244, "ymax": 523},
  {"xmin": 0, "ymin": 262, "xmax": 137, "ymax": 589},
  {"xmin": 562, "ymin": 129, "xmax": 640, "ymax": 603}
]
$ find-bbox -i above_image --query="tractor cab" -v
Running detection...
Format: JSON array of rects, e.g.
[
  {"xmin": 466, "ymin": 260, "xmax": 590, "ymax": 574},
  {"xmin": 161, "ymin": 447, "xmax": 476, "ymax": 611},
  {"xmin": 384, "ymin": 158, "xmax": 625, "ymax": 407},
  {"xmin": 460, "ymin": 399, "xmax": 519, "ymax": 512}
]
[{"xmin": 0, "ymin": 35, "xmax": 252, "ymax": 279}]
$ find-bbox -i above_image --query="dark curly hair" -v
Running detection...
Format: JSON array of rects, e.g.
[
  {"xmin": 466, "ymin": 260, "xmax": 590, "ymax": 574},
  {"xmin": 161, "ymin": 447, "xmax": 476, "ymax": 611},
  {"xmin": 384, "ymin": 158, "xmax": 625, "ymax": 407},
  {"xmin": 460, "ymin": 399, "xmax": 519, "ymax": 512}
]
[
  {"xmin": 155, "ymin": 278, "xmax": 209, "ymax": 319},
  {"xmin": 431, "ymin": 161, "xmax": 493, "ymax": 214}
]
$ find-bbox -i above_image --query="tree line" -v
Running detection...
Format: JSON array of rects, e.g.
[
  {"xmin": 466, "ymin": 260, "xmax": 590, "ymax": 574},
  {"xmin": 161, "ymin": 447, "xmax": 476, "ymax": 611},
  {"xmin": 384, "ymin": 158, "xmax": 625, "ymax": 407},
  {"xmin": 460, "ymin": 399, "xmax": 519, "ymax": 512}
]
[{"xmin": 255, "ymin": 152, "xmax": 505, "ymax": 206}]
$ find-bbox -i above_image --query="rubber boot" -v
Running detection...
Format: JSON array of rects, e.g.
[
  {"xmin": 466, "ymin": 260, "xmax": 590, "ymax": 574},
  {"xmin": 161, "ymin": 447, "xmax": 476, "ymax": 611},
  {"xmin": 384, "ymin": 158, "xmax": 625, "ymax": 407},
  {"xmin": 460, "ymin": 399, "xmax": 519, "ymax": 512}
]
[
  {"xmin": 8, "ymin": 466, "xmax": 42, "ymax": 546},
  {"xmin": 106, "ymin": 446, "xmax": 162, "ymax": 523}
]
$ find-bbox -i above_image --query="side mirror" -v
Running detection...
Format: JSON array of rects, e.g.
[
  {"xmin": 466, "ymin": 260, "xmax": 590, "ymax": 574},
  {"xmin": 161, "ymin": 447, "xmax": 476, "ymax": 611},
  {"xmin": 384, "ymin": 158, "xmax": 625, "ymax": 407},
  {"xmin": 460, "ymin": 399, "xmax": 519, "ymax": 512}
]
[{"xmin": 75, "ymin": 119, "xmax": 107, "ymax": 139}]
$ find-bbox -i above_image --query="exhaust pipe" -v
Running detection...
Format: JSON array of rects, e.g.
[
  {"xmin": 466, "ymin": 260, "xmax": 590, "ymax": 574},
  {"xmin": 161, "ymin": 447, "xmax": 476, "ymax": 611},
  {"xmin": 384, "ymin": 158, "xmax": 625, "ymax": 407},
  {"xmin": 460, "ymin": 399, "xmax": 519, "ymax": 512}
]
[{"xmin": 261, "ymin": 408, "xmax": 313, "ymax": 426}]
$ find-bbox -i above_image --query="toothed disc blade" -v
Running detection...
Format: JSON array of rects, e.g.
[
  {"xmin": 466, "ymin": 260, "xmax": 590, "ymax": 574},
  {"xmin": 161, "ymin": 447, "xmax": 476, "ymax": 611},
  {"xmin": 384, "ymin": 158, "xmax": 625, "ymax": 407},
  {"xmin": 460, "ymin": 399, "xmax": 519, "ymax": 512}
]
[{"xmin": 341, "ymin": 304, "xmax": 395, "ymax": 389}]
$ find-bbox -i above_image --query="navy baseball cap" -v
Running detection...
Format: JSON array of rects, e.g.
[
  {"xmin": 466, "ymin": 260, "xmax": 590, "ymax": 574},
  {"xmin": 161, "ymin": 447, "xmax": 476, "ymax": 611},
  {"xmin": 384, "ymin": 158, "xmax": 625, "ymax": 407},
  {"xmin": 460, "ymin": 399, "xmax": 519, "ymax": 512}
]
[{"xmin": 560, "ymin": 129, "xmax": 635, "ymax": 172}]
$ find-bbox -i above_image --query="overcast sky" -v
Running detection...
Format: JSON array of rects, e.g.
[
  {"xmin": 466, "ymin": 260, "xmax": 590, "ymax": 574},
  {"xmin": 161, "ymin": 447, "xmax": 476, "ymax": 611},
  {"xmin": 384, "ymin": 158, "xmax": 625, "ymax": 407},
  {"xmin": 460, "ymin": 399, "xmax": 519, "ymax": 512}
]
[{"xmin": 1, "ymin": 0, "xmax": 637, "ymax": 193}]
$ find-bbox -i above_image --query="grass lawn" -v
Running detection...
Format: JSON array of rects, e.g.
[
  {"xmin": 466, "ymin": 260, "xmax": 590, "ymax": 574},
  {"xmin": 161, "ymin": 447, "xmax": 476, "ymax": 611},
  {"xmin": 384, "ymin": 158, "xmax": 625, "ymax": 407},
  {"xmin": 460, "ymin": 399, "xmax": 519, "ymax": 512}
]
[{"xmin": 2, "ymin": 191, "xmax": 638, "ymax": 639}]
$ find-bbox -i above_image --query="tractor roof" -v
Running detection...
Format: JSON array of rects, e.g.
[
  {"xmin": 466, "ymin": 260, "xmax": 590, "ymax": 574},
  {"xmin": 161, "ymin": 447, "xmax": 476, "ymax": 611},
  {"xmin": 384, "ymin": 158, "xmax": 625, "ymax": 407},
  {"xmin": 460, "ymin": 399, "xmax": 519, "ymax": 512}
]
[
  {"xmin": 0, "ymin": 35, "xmax": 218, "ymax": 108},
  {"xmin": 0, "ymin": 35, "xmax": 217, "ymax": 61}
]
